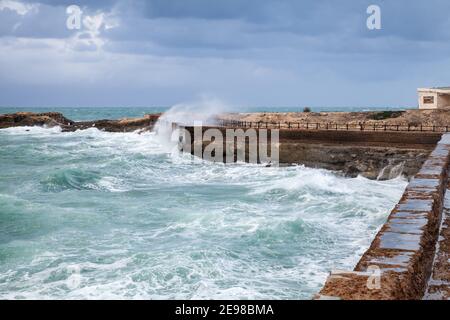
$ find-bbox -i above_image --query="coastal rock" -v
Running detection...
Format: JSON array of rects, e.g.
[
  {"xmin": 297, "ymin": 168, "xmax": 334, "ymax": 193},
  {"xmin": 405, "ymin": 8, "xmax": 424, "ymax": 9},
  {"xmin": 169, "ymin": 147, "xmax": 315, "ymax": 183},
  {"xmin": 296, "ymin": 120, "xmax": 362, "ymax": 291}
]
[
  {"xmin": 280, "ymin": 142, "xmax": 430, "ymax": 180},
  {"xmin": 0, "ymin": 112, "xmax": 161, "ymax": 132},
  {"xmin": 0, "ymin": 112, "xmax": 73, "ymax": 129},
  {"xmin": 67, "ymin": 114, "xmax": 161, "ymax": 132}
]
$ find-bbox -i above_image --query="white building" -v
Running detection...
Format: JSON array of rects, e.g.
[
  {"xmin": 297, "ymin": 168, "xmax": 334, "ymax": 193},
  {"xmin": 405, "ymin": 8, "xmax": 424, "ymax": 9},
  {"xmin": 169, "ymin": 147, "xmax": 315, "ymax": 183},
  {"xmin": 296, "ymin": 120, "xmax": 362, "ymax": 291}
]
[{"xmin": 418, "ymin": 87, "xmax": 450, "ymax": 110}]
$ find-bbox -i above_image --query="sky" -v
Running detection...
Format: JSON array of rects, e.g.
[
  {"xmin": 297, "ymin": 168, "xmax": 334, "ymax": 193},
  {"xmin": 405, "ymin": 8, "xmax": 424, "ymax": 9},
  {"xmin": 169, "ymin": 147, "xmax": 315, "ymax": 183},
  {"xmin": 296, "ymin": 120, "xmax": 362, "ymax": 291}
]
[{"xmin": 0, "ymin": 0, "xmax": 449, "ymax": 108}]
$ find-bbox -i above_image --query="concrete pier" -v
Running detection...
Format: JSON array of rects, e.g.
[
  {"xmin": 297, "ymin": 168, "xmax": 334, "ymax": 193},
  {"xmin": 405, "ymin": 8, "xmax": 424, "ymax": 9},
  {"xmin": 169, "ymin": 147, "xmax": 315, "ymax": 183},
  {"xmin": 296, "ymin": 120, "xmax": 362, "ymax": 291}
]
[
  {"xmin": 181, "ymin": 126, "xmax": 441, "ymax": 179},
  {"xmin": 316, "ymin": 134, "xmax": 450, "ymax": 300}
]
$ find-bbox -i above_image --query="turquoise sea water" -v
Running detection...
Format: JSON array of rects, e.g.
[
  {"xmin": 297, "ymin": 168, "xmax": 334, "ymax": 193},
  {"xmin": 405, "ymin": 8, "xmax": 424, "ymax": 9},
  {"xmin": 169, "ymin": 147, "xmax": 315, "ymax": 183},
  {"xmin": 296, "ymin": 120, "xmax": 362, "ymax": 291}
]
[{"xmin": 0, "ymin": 107, "xmax": 407, "ymax": 299}]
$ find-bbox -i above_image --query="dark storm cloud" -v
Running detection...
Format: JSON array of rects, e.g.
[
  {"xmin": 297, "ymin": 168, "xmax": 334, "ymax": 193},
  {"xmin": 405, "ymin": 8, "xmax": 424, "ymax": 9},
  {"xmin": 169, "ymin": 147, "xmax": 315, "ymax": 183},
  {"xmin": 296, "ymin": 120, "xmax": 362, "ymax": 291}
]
[
  {"xmin": 4, "ymin": 0, "xmax": 450, "ymax": 52},
  {"xmin": 1, "ymin": 0, "xmax": 450, "ymax": 107}
]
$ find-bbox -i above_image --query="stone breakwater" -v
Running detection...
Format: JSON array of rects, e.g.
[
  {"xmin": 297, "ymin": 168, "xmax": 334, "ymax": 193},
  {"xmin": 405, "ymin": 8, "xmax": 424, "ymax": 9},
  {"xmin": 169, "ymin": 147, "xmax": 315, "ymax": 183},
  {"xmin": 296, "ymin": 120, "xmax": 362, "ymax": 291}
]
[
  {"xmin": 0, "ymin": 112, "xmax": 160, "ymax": 132},
  {"xmin": 316, "ymin": 134, "xmax": 450, "ymax": 300},
  {"xmin": 0, "ymin": 111, "xmax": 442, "ymax": 180},
  {"xmin": 181, "ymin": 126, "xmax": 441, "ymax": 180}
]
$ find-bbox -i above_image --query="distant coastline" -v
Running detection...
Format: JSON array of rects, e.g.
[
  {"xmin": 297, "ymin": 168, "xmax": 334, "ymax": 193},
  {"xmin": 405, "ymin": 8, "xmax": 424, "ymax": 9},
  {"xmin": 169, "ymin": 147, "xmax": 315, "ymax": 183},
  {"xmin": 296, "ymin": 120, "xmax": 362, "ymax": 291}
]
[{"xmin": 0, "ymin": 106, "xmax": 409, "ymax": 122}]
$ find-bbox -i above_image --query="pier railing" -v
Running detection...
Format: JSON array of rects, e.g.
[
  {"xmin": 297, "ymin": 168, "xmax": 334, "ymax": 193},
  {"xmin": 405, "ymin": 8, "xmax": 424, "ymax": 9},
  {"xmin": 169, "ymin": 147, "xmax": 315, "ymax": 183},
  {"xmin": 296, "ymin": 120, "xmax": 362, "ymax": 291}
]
[{"xmin": 217, "ymin": 120, "xmax": 450, "ymax": 132}]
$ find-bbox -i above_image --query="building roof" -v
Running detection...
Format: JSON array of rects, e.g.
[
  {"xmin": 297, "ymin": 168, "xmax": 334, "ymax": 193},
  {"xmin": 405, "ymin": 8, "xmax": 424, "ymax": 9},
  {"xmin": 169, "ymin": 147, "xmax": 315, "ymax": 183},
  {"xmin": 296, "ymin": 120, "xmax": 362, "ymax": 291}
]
[{"xmin": 418, "ymin": 87, "xmax": 450, "ymax": 94}]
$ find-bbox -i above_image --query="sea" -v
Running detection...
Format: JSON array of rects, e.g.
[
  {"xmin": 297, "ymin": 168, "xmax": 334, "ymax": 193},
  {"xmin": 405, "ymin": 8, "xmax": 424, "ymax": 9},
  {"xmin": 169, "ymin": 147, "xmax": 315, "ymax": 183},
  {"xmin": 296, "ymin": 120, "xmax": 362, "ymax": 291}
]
[{"xmin": 0, "ymin": 106, "xmax": 407, "ymax": 299}]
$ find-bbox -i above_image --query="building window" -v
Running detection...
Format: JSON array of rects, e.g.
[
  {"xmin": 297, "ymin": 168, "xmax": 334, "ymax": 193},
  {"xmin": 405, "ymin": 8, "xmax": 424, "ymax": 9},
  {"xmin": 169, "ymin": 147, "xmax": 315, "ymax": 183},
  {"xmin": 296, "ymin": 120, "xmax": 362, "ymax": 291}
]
[{"xmin": 423, "ymin": 96, "xmax": 434, "ymax": 104}]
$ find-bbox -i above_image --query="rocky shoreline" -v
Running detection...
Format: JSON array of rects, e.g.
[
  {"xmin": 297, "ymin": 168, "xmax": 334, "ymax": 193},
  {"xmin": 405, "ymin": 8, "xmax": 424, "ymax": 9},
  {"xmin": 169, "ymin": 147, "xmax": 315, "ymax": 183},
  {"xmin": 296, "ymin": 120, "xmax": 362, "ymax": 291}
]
[
  {"xmin": 3, "ymin": 109, "xmax": 450, "ymax": 132},
  {"xmin": 0, "ymin": 111, "xmax": 444, "ymax": 180},
  {"xmin": 0, "ymin": 112, "xmax": 161, "ymax": 132}
]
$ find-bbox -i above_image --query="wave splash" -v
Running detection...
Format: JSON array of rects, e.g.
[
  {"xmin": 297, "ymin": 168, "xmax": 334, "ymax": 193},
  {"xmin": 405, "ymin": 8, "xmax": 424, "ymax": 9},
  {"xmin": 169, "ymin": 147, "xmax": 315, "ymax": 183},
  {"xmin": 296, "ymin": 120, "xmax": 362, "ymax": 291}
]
[{"xmin": 153, "ymin": 97, "xmax": 231, "ymax": 149}]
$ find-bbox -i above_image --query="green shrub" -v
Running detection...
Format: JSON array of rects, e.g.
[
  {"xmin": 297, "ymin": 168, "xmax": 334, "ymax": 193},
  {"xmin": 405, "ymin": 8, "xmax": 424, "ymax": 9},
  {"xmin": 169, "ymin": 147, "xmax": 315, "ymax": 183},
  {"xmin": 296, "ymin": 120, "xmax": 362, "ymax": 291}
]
[{"xmin": 369, "ymin": 111, "xmax": 404, "ymax": 120}]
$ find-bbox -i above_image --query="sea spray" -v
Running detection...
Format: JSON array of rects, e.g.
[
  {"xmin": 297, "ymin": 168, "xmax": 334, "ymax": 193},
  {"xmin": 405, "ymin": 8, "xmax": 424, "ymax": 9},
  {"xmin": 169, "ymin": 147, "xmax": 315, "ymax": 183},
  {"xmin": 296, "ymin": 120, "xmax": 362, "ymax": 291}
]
[
  {"xmin": 377, "ymin": 160, "xmax": 406, "ymax": 180},
  {"xmin": 152, "ymin": 98, "xmax": 280, "ymax": 165},
  {"xmin": 154, "ymin": 97, "xmax": 231, "ymax": 145}
]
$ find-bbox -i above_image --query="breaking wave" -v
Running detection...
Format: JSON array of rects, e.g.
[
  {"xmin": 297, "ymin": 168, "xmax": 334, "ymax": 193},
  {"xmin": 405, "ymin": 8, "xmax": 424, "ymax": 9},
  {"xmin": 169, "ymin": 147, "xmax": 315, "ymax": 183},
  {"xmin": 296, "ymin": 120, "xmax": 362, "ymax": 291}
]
[{"xmin": 0, "ymin": 124, "xmax": 407, "ymax": 299}]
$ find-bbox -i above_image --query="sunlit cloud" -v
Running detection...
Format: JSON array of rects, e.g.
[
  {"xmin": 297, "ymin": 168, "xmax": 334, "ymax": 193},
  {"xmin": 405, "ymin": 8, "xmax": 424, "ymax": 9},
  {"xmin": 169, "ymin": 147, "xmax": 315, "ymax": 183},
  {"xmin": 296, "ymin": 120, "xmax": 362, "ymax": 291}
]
[{"xmin": 0, "ymin": 0, "xmax": 39, "ymax": 15}]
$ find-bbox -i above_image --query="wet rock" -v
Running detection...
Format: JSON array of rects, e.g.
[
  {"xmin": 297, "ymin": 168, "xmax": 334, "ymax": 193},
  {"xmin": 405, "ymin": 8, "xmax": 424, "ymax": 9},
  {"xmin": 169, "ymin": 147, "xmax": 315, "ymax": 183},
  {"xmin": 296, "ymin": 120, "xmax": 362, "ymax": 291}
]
[
  {"xmin": 0, "ymin": 112, "xmax": 161, "ymax": 133},
  {"xmin": 66, "ymin": 114, "xmax": 161, "ymax": 132},
  {"xmin": 0, "ymin": 112, "xmax": 73, "ymax": 128},
  {"xmin": 280, "ymin": 142, "xmax": 430, "ymax": 180}
]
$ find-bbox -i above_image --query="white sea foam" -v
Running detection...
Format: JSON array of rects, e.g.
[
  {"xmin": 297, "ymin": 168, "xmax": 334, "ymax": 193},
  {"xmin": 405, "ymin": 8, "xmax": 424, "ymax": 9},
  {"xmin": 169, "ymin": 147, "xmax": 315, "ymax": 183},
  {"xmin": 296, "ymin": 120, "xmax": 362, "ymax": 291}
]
[
  {"xmin": 0, "ymin": 120, "xmax": 408, "ymax": 300},
  {"xmin": 0, "ymin": 125, "xmax": 63, "ymax": 135}
]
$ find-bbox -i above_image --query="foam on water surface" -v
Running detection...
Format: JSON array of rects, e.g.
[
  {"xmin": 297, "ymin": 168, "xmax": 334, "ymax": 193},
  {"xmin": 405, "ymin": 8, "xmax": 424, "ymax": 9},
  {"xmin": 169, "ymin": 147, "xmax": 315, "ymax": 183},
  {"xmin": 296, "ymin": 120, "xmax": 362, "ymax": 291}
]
[{"xmin": 0, "ymin": 125, "xmax": 407, "ymax": 299}]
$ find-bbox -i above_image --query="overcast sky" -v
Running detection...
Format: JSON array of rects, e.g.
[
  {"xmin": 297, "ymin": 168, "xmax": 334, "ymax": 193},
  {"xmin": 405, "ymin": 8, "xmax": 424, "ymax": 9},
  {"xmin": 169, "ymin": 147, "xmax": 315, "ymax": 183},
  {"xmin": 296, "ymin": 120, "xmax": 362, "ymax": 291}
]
[{"xmin": 0, "ymin": 0, "xmax": 449, "ymax": 108}]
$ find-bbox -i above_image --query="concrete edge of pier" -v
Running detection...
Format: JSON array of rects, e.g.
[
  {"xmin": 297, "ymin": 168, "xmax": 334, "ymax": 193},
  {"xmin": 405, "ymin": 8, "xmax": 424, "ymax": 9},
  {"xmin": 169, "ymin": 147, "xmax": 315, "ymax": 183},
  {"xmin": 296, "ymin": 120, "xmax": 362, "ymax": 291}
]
[{"xmin": 316, "ymin": 133, "xmax": 450, "ymax": 300}]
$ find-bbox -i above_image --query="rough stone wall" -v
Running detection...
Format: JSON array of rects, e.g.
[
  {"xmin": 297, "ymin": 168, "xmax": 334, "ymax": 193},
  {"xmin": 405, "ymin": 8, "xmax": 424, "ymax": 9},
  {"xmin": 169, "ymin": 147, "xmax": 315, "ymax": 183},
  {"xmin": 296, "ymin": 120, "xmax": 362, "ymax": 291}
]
[
  {"xmin": 278, "ymin": 129, "xmax": 442, "ymax": 146},
  {"xmin": 0, "ymin": 112, "xmax": 74, "ymax": 128},
  {"xmin": 280, "ymin": 143, "xmax": 429, "ymax": 179}
]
